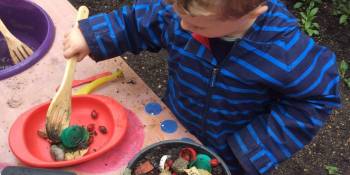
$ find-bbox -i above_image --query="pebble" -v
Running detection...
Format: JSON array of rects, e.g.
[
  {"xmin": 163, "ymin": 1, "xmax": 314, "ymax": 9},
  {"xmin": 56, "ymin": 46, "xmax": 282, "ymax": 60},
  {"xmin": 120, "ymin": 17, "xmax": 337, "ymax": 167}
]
[{"xmin": 50, "ymin": 145, "xmax": 64, "ymax": 161}]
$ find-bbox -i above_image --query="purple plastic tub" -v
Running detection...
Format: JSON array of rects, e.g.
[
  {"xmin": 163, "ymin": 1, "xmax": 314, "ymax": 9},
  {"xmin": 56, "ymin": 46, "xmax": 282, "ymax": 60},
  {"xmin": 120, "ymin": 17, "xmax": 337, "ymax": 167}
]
[{"xmin": 0, "ymin": 0, "xmax": 55, "ymax": 80}]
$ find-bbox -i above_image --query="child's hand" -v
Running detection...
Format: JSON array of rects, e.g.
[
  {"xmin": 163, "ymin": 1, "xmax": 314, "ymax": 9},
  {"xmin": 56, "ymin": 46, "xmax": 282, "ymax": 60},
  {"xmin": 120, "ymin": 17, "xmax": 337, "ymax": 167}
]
[{"xmin": 63, "ymin": 26, "xmax": 90, "ymax": 62}]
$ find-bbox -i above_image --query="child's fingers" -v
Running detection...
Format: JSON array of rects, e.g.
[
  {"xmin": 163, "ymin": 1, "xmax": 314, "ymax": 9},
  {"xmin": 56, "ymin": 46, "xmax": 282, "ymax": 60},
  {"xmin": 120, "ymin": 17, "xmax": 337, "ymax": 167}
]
[
  {"xmin": 63, "ymin": 38, "xmax": 69, "ymax": 46},
  {"xmin": 62, "ymin": 35, "xmax": 72, "ymax": 50},
  {"xmin": 64, "ymin": 33, "xmax": 69, "ymax": 38},
  {"xmin": 63, "ymin": 42, "xmax": 70, "ymax": 50},
  {"xmin": 63, "ymin": 48, "xmax": 76, "ymax": 59},
  {"xmin": 62, "ymin": 41, "xmax": 70, "ymax": 53},
  {"xmin": 77, "ymin": 52, "xmax": 86, "ymax": 62}
]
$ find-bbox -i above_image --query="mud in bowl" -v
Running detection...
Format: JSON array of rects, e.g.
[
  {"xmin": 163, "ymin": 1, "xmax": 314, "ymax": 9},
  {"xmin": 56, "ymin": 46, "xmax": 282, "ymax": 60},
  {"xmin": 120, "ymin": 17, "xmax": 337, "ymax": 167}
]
[{"xmin": 125, "ymin": 140, "xmax": 231, "ymax": 175}]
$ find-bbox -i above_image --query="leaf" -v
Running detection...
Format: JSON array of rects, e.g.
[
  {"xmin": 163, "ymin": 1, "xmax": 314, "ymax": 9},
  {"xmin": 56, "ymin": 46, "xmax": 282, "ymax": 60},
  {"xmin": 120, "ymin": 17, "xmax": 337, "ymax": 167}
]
[
  {"xmin": 306, "ymin": 28, "xmax": 313, "ymax": 36},
  {"xmin": 325, "ymin": 165, "xmax": 340, "ymax": 175},
  {"xmin": 344, "ymin": 78, "xmax": 350, "ymax": 89},
  {"xmin": 300, "ymin": 12, "xmax": 307, "ymax": 19},
  {"xmin": 310, "ymin": 7, "xmax": 319, "ymax": 16},
  {"xmin": 313, "ymin": 30, "xmax": 320, "ymax": 35},
  {"xmin": 302, "ymin": 18, "xmax": 306, "ymax": 24},
  {"xmin": 64, "ymin": 148, "xmax": 89, "ymax": 160},
  {"xmin": 313, "ymin": 22, "xmax": 320, "ymax": 28},
  {"xmin": 339, "ymin": 14, "xmax": 348, "ymax": 25},
  {"xmin": 315, "ymin": 30, "xmax": 320, "ymax": 35},
  {"xmin": 332, "ymin": 10, "xmax": 340, "ymax": 16},
  {"xmin": 305, "ymin": 21, "xmax": 311, "ymax": 29},
  {"xmin": 310, "ymin": 1, "xmax": 315, "ymax": 8},
  {"xmin": 294, "ymin": 2, "xmax": 303, "ymax": 9},
  {"xmin": 340, "ymin": 60, "xmax": 349, "ymax": 78}
]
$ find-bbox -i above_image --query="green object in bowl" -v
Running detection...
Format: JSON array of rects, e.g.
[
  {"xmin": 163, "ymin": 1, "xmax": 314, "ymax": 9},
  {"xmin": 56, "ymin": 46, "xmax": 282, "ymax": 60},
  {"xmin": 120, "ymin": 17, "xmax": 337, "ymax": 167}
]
[
  {"xmin": 189, "ymin": 154, "xmax": 212, "ymax": 172},
  {"xmin": 60, "ymin": 125, "xmax": 89, "ymax": 149}
]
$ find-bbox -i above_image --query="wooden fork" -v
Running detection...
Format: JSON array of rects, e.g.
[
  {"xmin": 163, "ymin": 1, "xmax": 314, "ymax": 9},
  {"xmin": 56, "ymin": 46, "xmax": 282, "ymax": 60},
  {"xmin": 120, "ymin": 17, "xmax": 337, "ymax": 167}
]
[
  {"xmin": 0, "ymin": 19, "xmax": 33, "ymax": 64},
  {"xmin": 46, "ymin": 6, "xmax": 89, "ymax": 143}
]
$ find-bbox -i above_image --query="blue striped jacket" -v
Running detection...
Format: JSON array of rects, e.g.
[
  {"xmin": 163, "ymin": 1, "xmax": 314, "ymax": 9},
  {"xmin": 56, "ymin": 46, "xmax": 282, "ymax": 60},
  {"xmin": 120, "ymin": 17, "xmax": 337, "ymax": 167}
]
[{"xmin": 79, "ymin": 0, "xmax": 341, "ymax": 174}]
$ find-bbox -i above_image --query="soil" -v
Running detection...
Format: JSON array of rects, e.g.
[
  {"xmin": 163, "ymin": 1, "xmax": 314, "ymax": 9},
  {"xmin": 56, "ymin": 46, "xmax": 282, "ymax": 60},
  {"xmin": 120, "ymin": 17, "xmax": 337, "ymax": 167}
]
[
  {"xmin": 128, "ymin": 143, "xmax": 226, "ymax": 175},
  {"xmin": 68, "ymin": 1, "xmax": 350, "ymax": 174}
]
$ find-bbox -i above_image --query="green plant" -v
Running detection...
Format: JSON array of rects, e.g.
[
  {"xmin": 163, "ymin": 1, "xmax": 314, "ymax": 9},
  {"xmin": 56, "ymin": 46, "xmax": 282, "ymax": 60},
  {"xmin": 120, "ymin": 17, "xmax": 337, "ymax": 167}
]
[
  {"xmin": 339, "ymin": 59, "xmax": 348, "ymax": 78},
  {"xmin": 294, "ymin": 0, "xmax": 322, "ymax": 10},
  {"xmin": 332, "ymin": 0, "xmax": 350, "ymax": 25},
  {"xmin": 325, "ymin": 165, "xmax": 340, "ymax": 175},
  {"xmin": 343, "ymin": 78, "xmax": 350, "ymax": 88},
  {"xmin": 293, "ymin": 0, "xmax": 322, "ymax": 36},
  {"xmin": 339, "ymin": 60, "xmax": 350, "ymax": 89},
  {"xmin": 299, "ymin": 1, "xmax": 320, "ymax": 36}
]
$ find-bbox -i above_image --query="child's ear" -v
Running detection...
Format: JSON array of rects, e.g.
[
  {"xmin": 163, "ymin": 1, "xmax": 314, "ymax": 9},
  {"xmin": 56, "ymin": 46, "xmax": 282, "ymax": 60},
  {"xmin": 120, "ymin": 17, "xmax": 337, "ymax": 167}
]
[{"xmin": 249, "ymin": 4, "xmax": 268, "ymax": 19}]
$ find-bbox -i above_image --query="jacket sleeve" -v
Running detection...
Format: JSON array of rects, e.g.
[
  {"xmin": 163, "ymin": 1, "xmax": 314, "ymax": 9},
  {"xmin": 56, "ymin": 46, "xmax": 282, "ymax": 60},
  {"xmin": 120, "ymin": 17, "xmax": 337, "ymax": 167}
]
[
  {"xmin": 78, "ymin": 0, "xmax": 172, "ymax": 61},
  {"xmin": 227, "ymin": 44, "xmax": 341, "ymax": 174}
]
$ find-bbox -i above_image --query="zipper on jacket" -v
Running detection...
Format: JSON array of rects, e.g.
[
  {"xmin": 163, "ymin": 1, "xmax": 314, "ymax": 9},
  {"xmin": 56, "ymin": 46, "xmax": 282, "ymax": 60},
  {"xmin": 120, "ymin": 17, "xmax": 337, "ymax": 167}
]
[
  {"xmin": 201, "ymin": 67, "xmax": 220, "ymax": 141},
  {"xmin": 210, "ymin": 68, "xmax": 220, "ymax": 87},
  {"xmin": 201, "ymin": 39, "xmax": 241, "ymax": 142}
]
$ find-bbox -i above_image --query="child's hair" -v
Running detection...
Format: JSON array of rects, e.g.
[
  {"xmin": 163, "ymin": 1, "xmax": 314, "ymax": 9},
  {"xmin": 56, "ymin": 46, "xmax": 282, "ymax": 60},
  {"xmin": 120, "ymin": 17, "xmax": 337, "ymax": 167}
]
[{"xmin": 166, "ymin": 0, "xmax": 266, "ymax": 18}]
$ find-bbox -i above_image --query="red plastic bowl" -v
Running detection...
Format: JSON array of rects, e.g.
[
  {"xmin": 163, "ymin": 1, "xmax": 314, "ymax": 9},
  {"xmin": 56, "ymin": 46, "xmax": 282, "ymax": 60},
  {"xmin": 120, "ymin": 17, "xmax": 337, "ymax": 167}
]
[{"xmin": 8, "ymin": 95, "xmax": 128, "ymax": 168}]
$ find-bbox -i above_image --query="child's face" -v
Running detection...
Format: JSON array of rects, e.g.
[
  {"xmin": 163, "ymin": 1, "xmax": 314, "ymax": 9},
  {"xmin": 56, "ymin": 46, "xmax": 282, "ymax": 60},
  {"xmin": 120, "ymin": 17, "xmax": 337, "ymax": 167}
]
[{"xmin": 174, "ymin": 4, "xmax": 264, "ymax": 38}]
